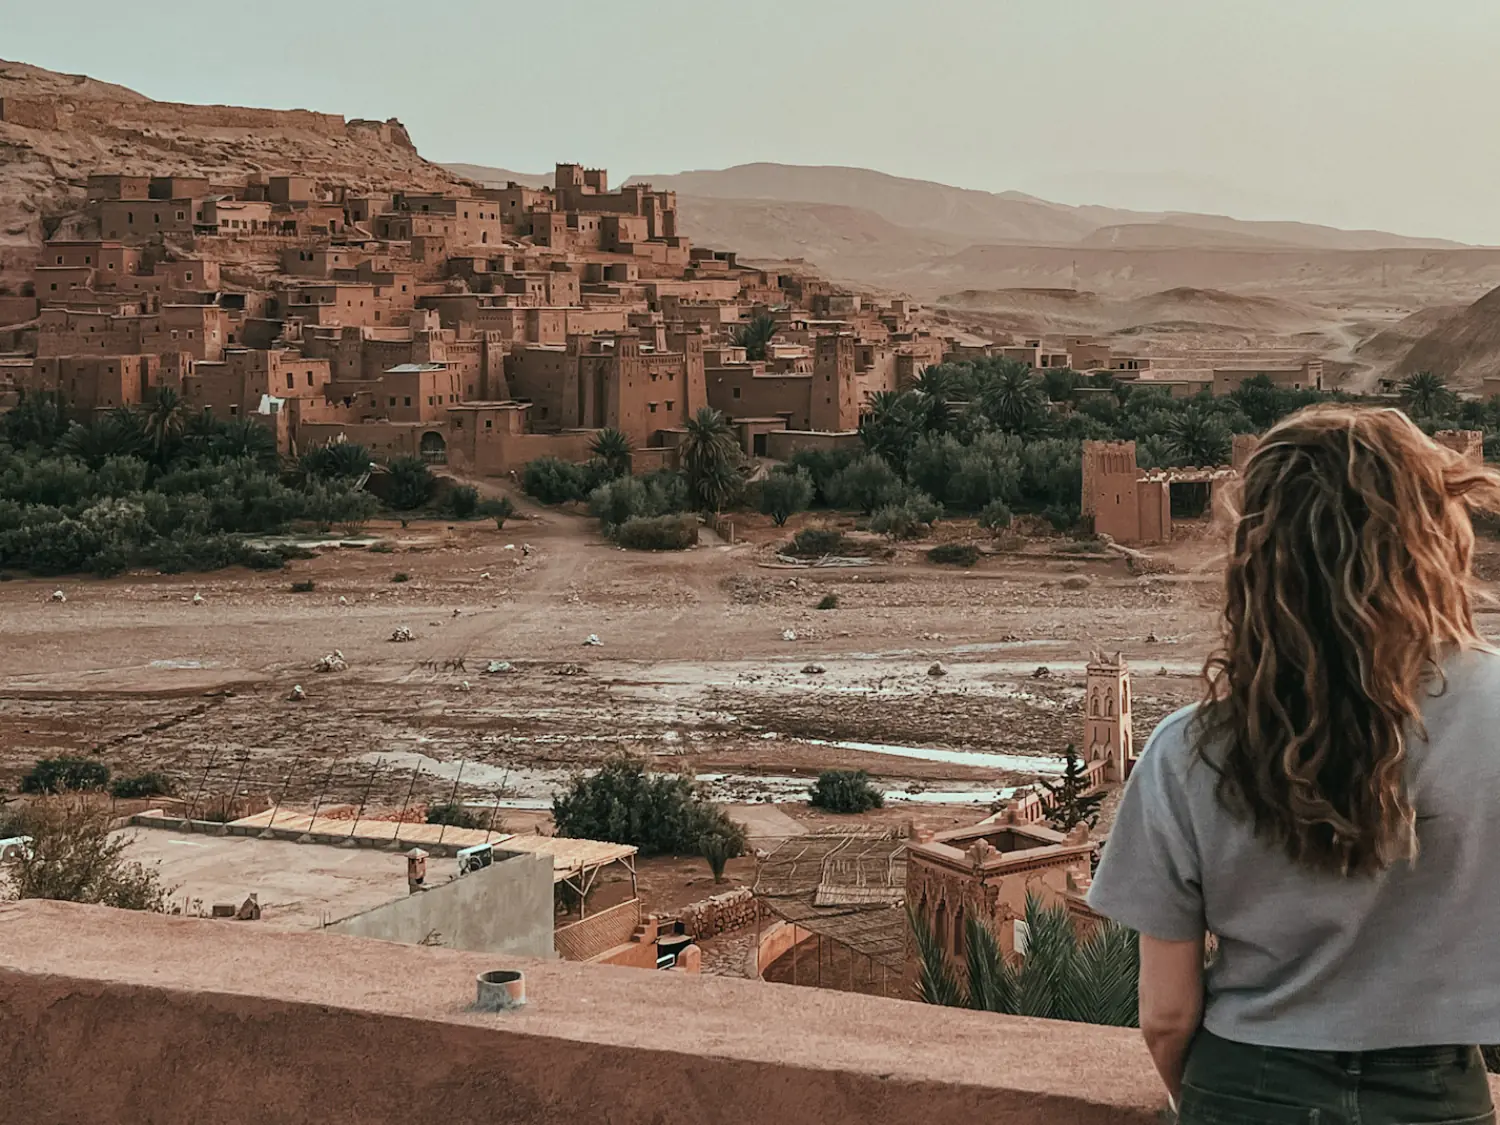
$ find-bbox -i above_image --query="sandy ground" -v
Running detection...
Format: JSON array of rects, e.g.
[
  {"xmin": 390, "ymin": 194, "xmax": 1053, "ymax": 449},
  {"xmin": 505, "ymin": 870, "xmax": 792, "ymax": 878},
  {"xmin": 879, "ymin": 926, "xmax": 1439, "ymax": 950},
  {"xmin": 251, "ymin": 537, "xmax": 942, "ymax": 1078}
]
[{"xmin": 9, "ymin": 498, "xmax": 1500, "ymax": 921}]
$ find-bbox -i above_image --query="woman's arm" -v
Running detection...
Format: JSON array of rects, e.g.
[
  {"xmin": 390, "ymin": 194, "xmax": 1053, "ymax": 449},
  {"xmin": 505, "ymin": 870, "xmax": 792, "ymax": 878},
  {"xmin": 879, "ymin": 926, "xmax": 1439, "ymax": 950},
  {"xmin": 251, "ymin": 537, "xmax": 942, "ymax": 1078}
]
[{"xmin": 1138, "ymin": 932, "xmax": 1206, "ymax": 1099}]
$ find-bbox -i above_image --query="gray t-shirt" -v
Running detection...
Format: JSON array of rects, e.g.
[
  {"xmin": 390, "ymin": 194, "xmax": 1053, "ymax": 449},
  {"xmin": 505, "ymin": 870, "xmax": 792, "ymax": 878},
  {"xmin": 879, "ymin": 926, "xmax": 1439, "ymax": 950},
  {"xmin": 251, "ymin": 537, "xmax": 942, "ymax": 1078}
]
[{"xmin": 1088, "ymin": 647, "xmax": 1500, "ymax": 1050}]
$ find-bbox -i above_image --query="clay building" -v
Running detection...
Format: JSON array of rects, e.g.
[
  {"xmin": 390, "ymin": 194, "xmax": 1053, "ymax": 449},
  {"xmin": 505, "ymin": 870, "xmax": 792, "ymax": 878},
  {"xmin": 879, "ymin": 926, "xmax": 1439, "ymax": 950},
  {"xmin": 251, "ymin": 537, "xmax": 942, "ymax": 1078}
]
[
  {"xmin": 1082, "ymin": 438, "xmax": 1243, "ymax": 546},
  {"xmin": 506, "ymin": 331, "xmax": 705, "ymax": 445},
  {"xmin": 1211, "ymin": 359, "xmax": 1323, "ymax": 396},
  {"xmin": 30, "ymin": 353, "xmax": 165, "ymax": 413}
]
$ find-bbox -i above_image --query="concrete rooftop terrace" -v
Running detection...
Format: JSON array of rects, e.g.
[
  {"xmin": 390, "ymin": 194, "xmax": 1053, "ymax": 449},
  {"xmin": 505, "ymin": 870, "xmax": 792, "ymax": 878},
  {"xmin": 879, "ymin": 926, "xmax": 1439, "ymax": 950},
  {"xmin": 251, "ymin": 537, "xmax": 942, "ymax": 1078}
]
[
  {"xmin": 0, "ymin": 898, "xmax": 1168, "ymax": 1124},
  {"xmin": 114, "ymin": 825, "xmax": 452, "ymax": 929}
]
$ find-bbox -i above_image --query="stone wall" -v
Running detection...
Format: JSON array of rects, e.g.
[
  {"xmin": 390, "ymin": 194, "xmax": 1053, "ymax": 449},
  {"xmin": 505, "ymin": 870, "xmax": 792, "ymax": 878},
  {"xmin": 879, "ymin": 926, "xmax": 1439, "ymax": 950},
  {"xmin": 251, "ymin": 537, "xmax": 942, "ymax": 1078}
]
[{"xmin": 675, "ymin": 887, "xmax": 759, "ymax": 939}]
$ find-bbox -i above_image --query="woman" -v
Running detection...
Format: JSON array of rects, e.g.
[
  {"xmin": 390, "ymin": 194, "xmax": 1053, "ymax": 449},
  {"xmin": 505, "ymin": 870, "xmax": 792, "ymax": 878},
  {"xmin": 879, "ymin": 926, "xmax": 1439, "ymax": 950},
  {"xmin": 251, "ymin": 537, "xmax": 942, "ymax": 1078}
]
[{"xmin": 1089, "ymin": 406, "xmax": 1500, "ymax": 1124}]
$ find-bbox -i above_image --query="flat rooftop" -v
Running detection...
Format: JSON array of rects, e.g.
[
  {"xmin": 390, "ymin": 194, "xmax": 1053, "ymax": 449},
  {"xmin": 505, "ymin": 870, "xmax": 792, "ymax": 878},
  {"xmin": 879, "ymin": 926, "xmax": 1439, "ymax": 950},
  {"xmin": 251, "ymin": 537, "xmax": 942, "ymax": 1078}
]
[{"xmin": 114, "ymin": 825, "xmax": 454, "ymax": 930}]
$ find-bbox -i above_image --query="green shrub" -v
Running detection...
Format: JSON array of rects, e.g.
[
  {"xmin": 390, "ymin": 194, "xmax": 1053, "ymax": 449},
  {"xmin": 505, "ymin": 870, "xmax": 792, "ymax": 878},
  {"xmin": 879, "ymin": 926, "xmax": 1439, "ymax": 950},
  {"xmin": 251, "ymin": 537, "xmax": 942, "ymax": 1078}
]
[
  {"xmin": 808, "ymin": 770, "xmax": 885, "ymax": 813},
  {"xmin": 368, "ymin": 540, "xmax": 396, "ymax": 553},
  {"xmin": 552, "ymin": 757, "xmax": 747, "ymax": 858},
  {"xmin": 979, "ymin": 500, "xmax": 1013, "ymax": 531},
  {"xmin": 928, "ymin": 543, "xmax": 980, "ymax": 567},
  {"xmin": 386, "ymin": 456, "xmax": 435, "ymax": 510},
  {"xmin": 20, "ymin": 757, "xmax": 111, "ymax": 794},
  {"xmin": 478, "ymin": 496, "xmax": 516, "ymax": 528},
  {"xmin": 870, "ymin": 494, "xmax": 942, "ymax": 540},
  {"xmin": 444, "ymin": 484, "xmax": 480, "ymax": 519},
  {"xmin": 759, "ymin": 468, "xmax": 814, "ymax": 526},
  {"xmin": 816, "ymin": 593, "xmax": 839, "ymax": 610},
  {"xmin": 589, "ymin": 476, "xmax": 652, "ymax": 531},
  {"xmin": 425, "ymin": 802, "xmax": 482, "ymax": 828},
  {"xmin": 289, "ymin": 579, "xmax": 316, "ymax": 593},
  {"xmin": 392, "ymin": 571, "xmax": 410, "ymax": 583},
  {"xmin": 615, "ymin": 514, "xmax": 698, "ymax": 551},
  {"xmin": 789, "ymin": 526, "xmax": 846, "ymax": 557},
  {"xmin": 109, "ymin": 771, "xmax": 175, "ymax": 800},
  {"xmin": 827, "ymin": 453, "xmax": 903, "ymax": 514},
  {"xmin": 522, "ymin": 456, "xmax": 591, "ymax": 504}
]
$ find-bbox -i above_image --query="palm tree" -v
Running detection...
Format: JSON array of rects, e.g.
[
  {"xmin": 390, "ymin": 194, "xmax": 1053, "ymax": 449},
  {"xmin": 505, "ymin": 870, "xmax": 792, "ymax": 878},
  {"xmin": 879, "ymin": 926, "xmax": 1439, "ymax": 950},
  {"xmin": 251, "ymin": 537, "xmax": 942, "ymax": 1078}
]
[
  {"xmin": 912, "ymin": 893, "xmax": 1139, "ymax": 1027},
  {"xmin": 214, "ymin": 417, "xmax": 279, "ymax": 469},
  {"xmin": 681, "ymin": 406, "xmax": 741, "ymax": 512},
  {"xmin": 142, "ymin": 386, "xmax": 186, "ymax": 464},
  {"xmin": 1401, "ymin": 371, "xmax": 1450, "ymax": 419},
  {"xmin": 978, "ymin": 361, "xmax": 1048, "ymax": 433},
  {"xmin": 57, "ymin": 410, "xmax": 147, "ymax": 467},
  {"xmin": 732, "ymin": 314, "xmax": 779, "ymax": 362},
  {"xmin": 1162, "ymin": 405, "xmax": 1231, "ymax": 466},
  {"xmin": 589, "ymin": 427, "xmax": 633, "ymax": 478}
]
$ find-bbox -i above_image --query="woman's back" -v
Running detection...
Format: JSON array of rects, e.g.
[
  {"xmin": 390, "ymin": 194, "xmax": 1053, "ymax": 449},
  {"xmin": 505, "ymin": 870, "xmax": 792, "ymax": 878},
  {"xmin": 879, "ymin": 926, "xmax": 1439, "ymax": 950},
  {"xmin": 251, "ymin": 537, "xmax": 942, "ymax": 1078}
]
[{"xmin": 1093, "ymin": 645, "xmax": 1500, "ymax": 1049}]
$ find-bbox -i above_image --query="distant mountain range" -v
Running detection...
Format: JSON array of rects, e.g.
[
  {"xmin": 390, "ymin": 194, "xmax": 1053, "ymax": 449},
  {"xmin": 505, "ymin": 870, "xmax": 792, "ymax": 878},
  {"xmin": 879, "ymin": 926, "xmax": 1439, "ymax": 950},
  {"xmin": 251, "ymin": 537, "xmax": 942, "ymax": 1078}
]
[
  {"xmin": 445, "ymin": 160, "xmax": 1494, "ymax": 302},
  {"xmin": 447, "ymin": 160, "xmax": 1464, "ymax": 253}
]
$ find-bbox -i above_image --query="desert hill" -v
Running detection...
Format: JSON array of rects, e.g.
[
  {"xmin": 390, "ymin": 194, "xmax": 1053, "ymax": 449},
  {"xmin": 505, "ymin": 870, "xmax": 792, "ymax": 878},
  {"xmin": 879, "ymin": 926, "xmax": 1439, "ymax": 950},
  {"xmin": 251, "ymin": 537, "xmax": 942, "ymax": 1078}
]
[
  {"xmin": 443, "ymin": 163, "xmax": 551, "ymax": 189},
  {"xmin": 0, "ymin": 59, "xmax": 465, "ymax": 285},
  {"xmin": 938, "ymin": 286, "xmax": 1329, "ymax": 338},
  {"xmin": 1395, "ymin": 284, "xmax": 1500, "ymax": 388},
  {"xmin": 622, "ymin": 163, "xmax": 1466, "ymax": 253}
]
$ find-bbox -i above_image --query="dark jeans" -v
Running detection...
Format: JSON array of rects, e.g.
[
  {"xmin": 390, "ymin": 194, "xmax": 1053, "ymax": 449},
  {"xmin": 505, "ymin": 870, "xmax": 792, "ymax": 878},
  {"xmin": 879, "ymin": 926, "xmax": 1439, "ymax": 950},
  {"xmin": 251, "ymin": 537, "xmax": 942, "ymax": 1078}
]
[{"xmin": 1179, "ymin": 1028, "xmax": 1495, "ymax": 1125}]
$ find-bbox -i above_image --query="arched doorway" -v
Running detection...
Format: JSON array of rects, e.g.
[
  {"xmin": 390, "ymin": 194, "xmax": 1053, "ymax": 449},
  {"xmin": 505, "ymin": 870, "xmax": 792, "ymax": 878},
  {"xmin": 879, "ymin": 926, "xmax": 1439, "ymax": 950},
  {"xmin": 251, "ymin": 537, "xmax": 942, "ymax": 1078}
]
[{"xmin": 419, "ymin": 430, "xmax": 447, "ymax": 465}]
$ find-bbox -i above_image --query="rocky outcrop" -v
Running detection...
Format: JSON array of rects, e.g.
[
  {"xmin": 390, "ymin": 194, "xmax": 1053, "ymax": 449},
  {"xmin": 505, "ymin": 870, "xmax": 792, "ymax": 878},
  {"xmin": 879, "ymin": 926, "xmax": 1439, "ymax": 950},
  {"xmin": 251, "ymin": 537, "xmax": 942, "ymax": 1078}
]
[{"xmin": 0, "ymin": 58, "xmax": 464, "ymax": 288}]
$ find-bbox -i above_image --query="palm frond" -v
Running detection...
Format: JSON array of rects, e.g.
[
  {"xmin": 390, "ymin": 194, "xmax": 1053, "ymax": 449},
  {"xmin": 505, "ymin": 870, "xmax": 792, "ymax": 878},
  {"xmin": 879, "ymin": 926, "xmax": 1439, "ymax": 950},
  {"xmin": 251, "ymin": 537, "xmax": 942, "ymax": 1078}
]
[
  {"xmin": 909, "ymin": 905, "xmax": 965, "ymax": 1007},
  {"xmin": 964, "ymin": 915, "xmax": 1015, "ymax": 1013}
]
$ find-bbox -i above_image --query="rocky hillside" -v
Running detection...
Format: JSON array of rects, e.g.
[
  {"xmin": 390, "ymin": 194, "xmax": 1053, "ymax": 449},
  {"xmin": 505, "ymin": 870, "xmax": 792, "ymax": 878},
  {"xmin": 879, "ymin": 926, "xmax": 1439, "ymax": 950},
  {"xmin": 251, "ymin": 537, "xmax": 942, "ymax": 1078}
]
[
  {"xmin": 0, "ymin": 58, "xmax": 466, "ymax": 286},
  {"xmin": 1395, "ymin": 284, "xmax": 1500, "ymax": 389}
]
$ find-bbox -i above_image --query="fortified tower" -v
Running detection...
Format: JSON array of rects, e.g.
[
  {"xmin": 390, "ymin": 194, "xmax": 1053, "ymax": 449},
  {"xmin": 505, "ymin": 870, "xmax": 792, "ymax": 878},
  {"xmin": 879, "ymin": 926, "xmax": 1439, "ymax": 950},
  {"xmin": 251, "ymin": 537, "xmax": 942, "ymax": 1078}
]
[{"xmin": 1084, "ymin": 651, "xmax": 1133, "ymax": 782}]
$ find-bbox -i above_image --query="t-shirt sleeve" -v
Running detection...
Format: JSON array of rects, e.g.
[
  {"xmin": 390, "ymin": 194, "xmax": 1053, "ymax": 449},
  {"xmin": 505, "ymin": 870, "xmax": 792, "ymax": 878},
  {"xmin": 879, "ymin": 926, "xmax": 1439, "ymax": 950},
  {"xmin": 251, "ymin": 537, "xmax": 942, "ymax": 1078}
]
[{"xmin": 1087, "ymin": 716, "xmax": 1205, "ymax": 941}]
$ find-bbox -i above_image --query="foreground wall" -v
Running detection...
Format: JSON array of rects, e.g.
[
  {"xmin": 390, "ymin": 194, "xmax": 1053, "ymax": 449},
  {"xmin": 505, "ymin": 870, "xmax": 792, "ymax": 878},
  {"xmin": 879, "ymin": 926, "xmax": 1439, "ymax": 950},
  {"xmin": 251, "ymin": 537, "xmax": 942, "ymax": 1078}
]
[
  {"xmin": 327, "ymin": 851, "xmax": 554, "ymax": 959},
  {"xmin": 0, "ymin": 899, "xmax": 1174, "ymax": 1125}
]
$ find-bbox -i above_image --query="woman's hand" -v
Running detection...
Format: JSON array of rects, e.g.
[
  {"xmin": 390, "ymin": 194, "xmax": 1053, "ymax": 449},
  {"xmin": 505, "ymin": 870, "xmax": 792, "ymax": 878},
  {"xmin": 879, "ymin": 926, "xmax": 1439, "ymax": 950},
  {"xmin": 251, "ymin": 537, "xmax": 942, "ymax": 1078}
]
[{"xmin": 1139, "ymin": 932, "xmax": 1206, "ymax": 1099}]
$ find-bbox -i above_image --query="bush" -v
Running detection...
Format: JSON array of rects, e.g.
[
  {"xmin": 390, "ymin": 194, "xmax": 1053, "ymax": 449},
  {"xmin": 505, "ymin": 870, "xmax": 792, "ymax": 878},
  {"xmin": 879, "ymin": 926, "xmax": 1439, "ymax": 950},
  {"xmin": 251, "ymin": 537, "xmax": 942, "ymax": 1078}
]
[
  {"xmin": 928, "ymin": 543, "xmax": 980, "ymax": 567},
  {"xmin": 589, "ymin": 476, "xmax": 652, "ymax": 531},
  {"xmin": 109, "ymin": 771, "xmax": 175, "ymax": 800},
  {"xmin": 368, "ymin": 540, "xmax": 395, "ymax": 553},
  {"xmin": 1, "ymin": 801, "xmax": 171, "ymax": 910},
  {"xmin": 827, "ymin": 453, "xmax": 903, "ymax": 514},
  {"xmin": 479, "ymin": 496, "xmax": 516, "ymax": 528},
  {"xmin": 443, "ymin": 484, "xmax": 480, "ymax": 519},
  {"xmin": 979, "ymin": 500, "xmax": 1013, "ymax": 531},
  {"xmin": 870, "ymin": 494, "xmax": 942, "ymax": 540},
  {"xmin": 789, "ymin": 526, "xmax": 846, "ymax": 557},
  {"xmin": 425, "ymin": 802, "xmax": 482, "ymax": 829},
  {"xmin": 20, "ymin": 757, "xmax": 111, "ymax": 795},
  {"xmin": 522, "ymin": 456, "xmax": 591, "ymax": 504},
  {"xmin": 615, "ymin": 514, "xmax": 698, "ymax": 551},
  {"xmin": 290, "ymin": 579, "xmax": 316, "ymax": 593},
  {"xmin": 552, "ymin": 757, "xmax": 747, "ymax": 858},
  {"xmin": 386, "ymin": 456, "xmax": 435, "ymax": 510},
  {"xmin": 816, "ymin": 593, "xmax": 839, "ymax": 610},
  {"xmin": 392, "ymin": 571, "xmax": 410, "ymax": 583},
  {"xmin": 759, "ymin": 468, "xmax": 814, "ymax": 526},
  {"xmin": 808, "ymin": 770, "xmax": 885, "ymax": 813}
]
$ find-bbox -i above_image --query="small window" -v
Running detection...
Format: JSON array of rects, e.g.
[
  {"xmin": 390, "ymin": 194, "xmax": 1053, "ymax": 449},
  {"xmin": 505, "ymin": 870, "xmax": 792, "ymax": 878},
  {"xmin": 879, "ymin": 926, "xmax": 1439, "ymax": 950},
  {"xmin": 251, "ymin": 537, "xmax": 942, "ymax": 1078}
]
[
  {"xmin": 404, "ymin": 396, "xmax": 412, "ymax": 407},
  {"xmin": 171, "ymin": 330, "xmax": 179, "ymax": 340},
  {"xmin": 229, "ymin": 404, "xmax": 239, "ymax": 416},
  {"xmin": 666, "ymin": 400, "xmax": 674, "ymax": 411},
  {"xmin": 388, "ymin": 396, "xmax": 396, "ymax": 406},
  {"xmin": 485, "ymin": 419, "xmax": 493, "ymax": 430},
  {"xmin": 85, "ymin": 256, "xmax": 91, "ymax": 265},
  {"xmin": 55, "ymin": 255, "xmax": 63, "ymax": 264},
  {"xmin": 176, "ymin": 211, "xmax": 185, "ymax": 221},
  {"xmin": 187, "ymin": 330, "xmax": 194, "ymax": 340},
  {"xmin": 107, "ymin": 262, "xmax": 116, "ymax": 271},
  {"xmin": 185, "ymin": 271, "xmax": 193, "ymax": 282},
  {"xmin": 307, "ymin": 372, "xmax": 314, "ymax": 386},
  {"xmin": 732, "ymin": 386, "xmax": 741, "ymax": 399},
  {"xmin": 286, "ymin": 374, "xmax": 294, "ymax": 389},
  {"xmin": 649, "ymin": 403, "xmax": 658, "ymax": 414}
]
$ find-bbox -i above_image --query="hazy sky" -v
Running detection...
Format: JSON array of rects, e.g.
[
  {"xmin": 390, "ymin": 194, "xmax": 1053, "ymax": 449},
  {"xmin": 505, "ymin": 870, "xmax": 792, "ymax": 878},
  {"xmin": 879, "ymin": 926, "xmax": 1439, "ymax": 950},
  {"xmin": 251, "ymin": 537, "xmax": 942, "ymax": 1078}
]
[{"xmin": 5, "ymin": 0, "xmax": 1497, "ymax": 242}]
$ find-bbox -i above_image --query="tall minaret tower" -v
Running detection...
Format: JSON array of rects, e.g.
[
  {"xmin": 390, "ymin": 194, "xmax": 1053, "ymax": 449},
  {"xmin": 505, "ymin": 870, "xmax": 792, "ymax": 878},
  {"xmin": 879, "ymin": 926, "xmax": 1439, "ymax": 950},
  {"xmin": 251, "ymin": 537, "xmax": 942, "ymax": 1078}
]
[{"xmin": 1084, "ymin": 651, "xmax": 1134, "ymax": 782}]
